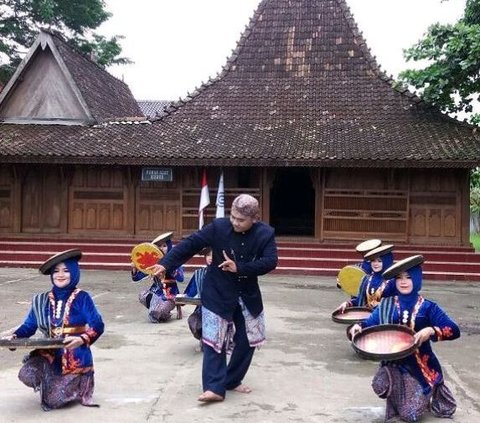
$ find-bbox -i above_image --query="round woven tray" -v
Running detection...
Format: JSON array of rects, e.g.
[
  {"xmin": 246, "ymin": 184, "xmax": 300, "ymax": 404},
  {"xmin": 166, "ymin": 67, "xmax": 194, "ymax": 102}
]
[
  {"xmin": 331, "ymin": 306, "xmax": 372, "ymax": 324},
  {"xmin": 0, "ymin": 338, "xmax": 65, "ymax": 349},
  {"xmin": 352, "ymin": 324, "xmax": 416, "ymax": 361}
]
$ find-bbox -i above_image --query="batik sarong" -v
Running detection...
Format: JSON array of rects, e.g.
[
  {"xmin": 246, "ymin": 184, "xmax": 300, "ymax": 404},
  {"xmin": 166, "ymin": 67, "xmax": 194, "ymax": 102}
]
[
  {"xmin": 372, "ymin": 365, "xmax": 456, "ymax": 422},
  {"xmin": 201, "ymin": 298, "xmax": 266, "ymax": 353},
  {"xmin": 138, "ymin": 289, "xmax": 175, "ymax": 322},
  {"xmin": 18, "ymin": 354, "xmax": 95, "ymax": 411}
]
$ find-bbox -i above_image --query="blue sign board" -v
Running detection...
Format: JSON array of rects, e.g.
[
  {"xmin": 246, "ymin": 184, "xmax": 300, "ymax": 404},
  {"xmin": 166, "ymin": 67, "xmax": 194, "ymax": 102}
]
[{"xmin": 141, "ymin": 167, "xmax": 173, "ymax": 182}]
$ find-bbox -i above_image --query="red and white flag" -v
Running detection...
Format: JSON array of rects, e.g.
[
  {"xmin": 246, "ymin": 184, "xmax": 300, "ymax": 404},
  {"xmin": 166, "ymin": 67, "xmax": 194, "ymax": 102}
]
[{"xmin": 198, "ymin": 169, "xmax": 210, "ymax": 229}]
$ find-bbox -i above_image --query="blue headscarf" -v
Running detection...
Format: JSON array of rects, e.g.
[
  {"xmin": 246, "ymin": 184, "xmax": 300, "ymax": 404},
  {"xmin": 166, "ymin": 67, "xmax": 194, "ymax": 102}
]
[
  {"xmin": 369, "ymin": 251, "xmax": 394, "ymax": 289},
  {"xmin": 50, "ymin": 258, "xmax": 81, "ymax": 301},
  {"xmin": 361, "ymin": 258, "xmax": 372, "ymax": 274},
  {"xmin": 398, "ymin": 264, "xmax": 422, "ymax": 311}
]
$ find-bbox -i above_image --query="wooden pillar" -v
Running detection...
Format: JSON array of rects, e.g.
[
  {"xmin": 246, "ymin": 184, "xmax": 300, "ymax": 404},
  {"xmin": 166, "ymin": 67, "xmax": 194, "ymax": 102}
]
[{"xmin": 126, "ymin": 166, "xmax": 138, "ymax": 236}]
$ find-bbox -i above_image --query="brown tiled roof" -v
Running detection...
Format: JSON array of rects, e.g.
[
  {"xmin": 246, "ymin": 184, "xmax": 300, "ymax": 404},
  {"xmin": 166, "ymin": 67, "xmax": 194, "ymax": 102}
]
[
  {"xmin": 147, "ymin": 0, "xmax": 480, "ymax": 167},
  {"xmin": 137, "ymin": 100, "xmax": 171, "ymax": 119},
  {"xmin": 0, "ymin": 115, "xmax": 479, "ymax": 168},
  {"xmin": 1, "ymin": 0, "xmax": 480, "ymax": 167},
  {"xmin": 50, "ymin": 33, "xmax": 144, "ymax": 123}
]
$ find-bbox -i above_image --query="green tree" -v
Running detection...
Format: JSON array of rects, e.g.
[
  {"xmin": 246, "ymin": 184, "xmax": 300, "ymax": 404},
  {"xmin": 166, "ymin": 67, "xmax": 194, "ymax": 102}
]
[
  {"xmin": 471, "ymin": 167, "xmax": 480, "ymax": 188},
  {"xmin": 399, "ymin": 0, "xmax": 480, "ymax": 125},
  {"xmin": 0, "ymin": 0, "xmax": 129, "ymax": 84}
]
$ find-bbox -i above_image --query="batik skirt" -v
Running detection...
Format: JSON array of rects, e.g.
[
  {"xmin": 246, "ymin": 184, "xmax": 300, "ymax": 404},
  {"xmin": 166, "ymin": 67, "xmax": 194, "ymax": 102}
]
[
  {"xmin": 138, "ymin": 289, "xmax": 175, "ymax": 322},
  {"xmin": 18, "ymin": 353, "xmax": 95, "ymax": 411},
  {"xmin": 201, "ymin": 298, "xmax": 266, "ymax": 354},
  {"xmin": 372, "ymin": 364, "xmax": 456, "ymax": 422}
]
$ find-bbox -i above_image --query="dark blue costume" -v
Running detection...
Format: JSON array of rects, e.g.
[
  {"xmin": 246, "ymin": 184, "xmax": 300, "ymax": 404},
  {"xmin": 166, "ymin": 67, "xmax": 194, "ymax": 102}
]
[
  {"xmin": 360, "ymin": 263, "xmax": 460, "ymax": 421},
  {"xmin": 14, "ymin": 258, "xmax": 104, "ymax": 375},
  {"xmin": 349, "ymin": 251, "xmax": 395, "ymax": 309},
  {"xmin": 13, "ymin": 258, "xmax": 104, "ymax": 410},
  {"xmin": 160, "ymin": 217, "xmax": 278, "ymax": 397},
  {"xmin": 132, "ymin": 239, "xmax": 184, "ymax": 322}
]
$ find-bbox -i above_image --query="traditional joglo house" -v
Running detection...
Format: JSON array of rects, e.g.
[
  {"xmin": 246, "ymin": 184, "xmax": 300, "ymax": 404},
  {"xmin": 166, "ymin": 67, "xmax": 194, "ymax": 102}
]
[{"xmin": 1, "ymin": 0, "xmax": 480, "ymax": 248}]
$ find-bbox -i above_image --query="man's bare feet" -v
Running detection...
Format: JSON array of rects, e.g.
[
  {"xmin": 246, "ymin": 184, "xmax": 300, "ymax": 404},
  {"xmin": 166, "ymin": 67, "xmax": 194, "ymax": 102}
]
[
  {"xmin": 198, "ymin": 390, "xmax": 224, "ymax": 402},
  {"xmin": 232, "ymin": 384, "xmax": 252, "ymax": 394}
]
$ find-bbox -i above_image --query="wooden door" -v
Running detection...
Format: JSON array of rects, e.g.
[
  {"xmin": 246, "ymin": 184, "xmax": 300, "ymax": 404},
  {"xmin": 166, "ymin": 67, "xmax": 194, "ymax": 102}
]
[{"xmin": 21, "ymin": 166, "xmax": 64, "ymax": 233}]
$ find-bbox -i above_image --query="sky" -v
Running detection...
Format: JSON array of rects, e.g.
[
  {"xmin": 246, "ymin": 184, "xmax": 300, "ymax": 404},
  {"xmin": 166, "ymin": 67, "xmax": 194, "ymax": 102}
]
[{"xmin": 99, "ymin": 0, "xmax": 466, "ymax": 101}]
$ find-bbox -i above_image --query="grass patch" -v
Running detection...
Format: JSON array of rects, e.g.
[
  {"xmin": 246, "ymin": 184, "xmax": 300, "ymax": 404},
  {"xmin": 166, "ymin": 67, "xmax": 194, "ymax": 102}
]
[{"xmin": 470, "ymin": 233, "xmax": 480, "ymax": 251}]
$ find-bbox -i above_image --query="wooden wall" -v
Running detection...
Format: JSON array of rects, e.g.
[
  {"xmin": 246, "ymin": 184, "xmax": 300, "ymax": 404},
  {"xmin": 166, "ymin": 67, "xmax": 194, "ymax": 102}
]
[
  {"xmin": 321, "ymin": 168, "xmax": 409, "ymax": 241},
  {"xmin": 69, "ymin": 167, "xmax": 129, "ymax": 235},
  {"xmin": 0, "ymin": 163, "xmax": 471, "ymax": 246},
  {"xmin": 408, "ymin": 169, "xmax": 464, "ymax": 244},
  {"xmin": 0, "ymin": 166, "xmax": 15, "ymax": 231},
  {"xmin": 319, "ymin": 167, "xmax": 468, "ymax": 245},
  {"xmin": 0, "ymin": 48, "xmax": 89, "ymax": 122}
]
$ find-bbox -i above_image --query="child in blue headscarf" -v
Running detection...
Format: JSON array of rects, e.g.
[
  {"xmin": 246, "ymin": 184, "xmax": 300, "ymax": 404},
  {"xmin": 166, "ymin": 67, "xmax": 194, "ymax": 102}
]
[
  {"xmin": 349, "ymin": 255, "xmax": 460, "ymax": 422},
  {"xmin": 131, "ymin": 232, "xmax": 184, "ymax": 322},
  {"xmin": 3, "ymin": 249, "xmax": 104, "ymax": 411}
]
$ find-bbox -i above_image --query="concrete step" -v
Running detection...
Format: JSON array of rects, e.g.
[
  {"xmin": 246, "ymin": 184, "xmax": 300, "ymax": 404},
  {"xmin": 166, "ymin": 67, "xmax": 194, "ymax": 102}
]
[{"xmin": 1, "ymin": 237, "xmax": 479, "ymax": 282}]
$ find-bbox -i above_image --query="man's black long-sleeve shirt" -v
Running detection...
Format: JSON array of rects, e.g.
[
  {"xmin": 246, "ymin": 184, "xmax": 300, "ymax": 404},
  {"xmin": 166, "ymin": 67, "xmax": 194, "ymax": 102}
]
[{"xmin": 160, "ymin": 218, "xmax": 278, "ymax": 320}]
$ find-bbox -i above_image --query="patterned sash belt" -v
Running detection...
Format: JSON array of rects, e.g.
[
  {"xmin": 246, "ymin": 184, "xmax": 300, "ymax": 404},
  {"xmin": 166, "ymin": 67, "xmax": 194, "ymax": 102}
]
[{"xmin": 62, "ymin": 325, "xmax": 87, "ymax": 335}]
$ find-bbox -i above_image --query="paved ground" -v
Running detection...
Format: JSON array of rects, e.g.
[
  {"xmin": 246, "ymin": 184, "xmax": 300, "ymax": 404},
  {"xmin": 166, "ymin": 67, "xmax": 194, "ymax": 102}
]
[{"xmin": 0, "ymin": 268, "xmax": 479, "ymax": 423}]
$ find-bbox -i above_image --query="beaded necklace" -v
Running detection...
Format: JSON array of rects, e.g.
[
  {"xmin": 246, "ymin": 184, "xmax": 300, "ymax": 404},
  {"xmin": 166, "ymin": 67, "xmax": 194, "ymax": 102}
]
[
  {"xmin": 47, "ymin": 289, "xmax": 80, "ymax": 338},
  {"xmin": 394, "ymin": 295, "xmax": 424, "ymax": 330}
]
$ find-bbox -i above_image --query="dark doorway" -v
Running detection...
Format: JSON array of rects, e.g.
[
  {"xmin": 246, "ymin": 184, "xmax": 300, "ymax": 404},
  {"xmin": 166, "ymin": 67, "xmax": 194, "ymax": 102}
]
[{"xmin": 270, "ymin": 168, "xmax": 315, "ymax": 236}]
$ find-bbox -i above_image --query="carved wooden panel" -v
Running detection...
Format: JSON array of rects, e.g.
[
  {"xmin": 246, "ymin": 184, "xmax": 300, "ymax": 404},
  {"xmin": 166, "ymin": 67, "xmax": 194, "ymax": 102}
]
[
  {"xmin": 21, "ymin": 167, "xmax": 63, "ymax": 233},
  {"xmin": 137, "ymin": 203, "xmax": 179, "ymax": 233},
  {"xmin": 69, "ymin": 167, "xmax": 128, "ymax": 234},
  {"xmin": 0, "ymin": 190, "xmax": 12, "ymax": 230},
  {"xmin": 410, "ymin": 206, "xmax": 459, "ymax": 240},
  {"xmin": 408, "ymin": 169, "xmax": 460, "ymax": 243},
  {"xmin": 135, "ymin": 187, "xmax": 181, "ymax": 235}
]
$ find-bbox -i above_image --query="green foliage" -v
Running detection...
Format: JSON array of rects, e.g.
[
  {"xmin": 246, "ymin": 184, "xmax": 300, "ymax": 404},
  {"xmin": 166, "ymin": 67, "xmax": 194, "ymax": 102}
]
[
  {"xmin": 0, "ymin": 0, "xmax": 130, "ymax": 84},
  {"xmin": 469, "ymin": 232, "xmax": 480, "ymax": 249},
  {"xmin": 470, "ymin": 187, "xmax": 480, "ymax": 234},
  {"xmin": 471, "ymin": 186, "xmax": 480, "ymax": 214},
  {"xmin": 471, "ymin": 167, "xmax": 480, "ymax": 188},
  {"xmin": 399, "ymin": 0, "xmax": 480, "ymax": 125}
]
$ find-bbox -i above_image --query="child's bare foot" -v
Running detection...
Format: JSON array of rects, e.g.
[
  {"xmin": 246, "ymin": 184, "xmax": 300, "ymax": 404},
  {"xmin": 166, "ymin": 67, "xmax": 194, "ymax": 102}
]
[
  {"xmin": 232, "ymin": 384, "xmax": 252, "ymax": 393},
  {"xmin": 198, "ymin": 390, "xmax": 224, "ymax": 402}
]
